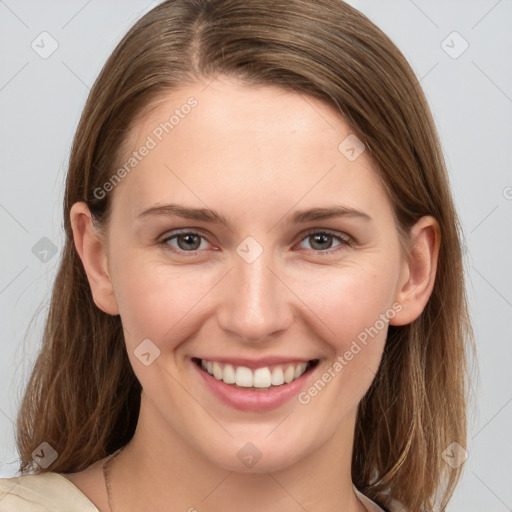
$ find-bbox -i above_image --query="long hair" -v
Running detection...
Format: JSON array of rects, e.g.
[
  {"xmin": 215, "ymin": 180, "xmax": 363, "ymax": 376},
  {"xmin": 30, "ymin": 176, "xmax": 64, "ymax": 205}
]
[{"xmin": 15, "ymin": 1, "xmax": 473, "ymax": 510}]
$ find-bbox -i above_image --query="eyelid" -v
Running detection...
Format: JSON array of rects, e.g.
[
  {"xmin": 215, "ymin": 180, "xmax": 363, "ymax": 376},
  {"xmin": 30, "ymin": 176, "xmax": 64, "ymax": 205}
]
[
  {"xmin": 299, "ymin": 227, "xmax": 352, "ymax": 243},
  {"xmin": 160, "ymin": 227, "xmax": 211, "ymax": 239}
]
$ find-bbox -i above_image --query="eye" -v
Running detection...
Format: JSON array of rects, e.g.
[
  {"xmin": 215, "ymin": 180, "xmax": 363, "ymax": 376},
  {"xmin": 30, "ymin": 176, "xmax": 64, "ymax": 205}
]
[
  {"xmin": 159, "ymin": 228, "xmax": 353, "ymax": 256},
  {"xmin": 297, "ymin": 229, "xmax": 352, "ymax": 254},
  {"xmin": 161, "ymin": 230, "xmax": 212, "ymax": 254}
]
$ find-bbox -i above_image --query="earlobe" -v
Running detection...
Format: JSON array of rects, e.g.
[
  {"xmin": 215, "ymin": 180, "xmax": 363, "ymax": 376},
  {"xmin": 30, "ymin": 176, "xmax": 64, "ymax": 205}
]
[
  {"xmin": 70, "ymin": 202, "xmax": 119, "ymax": 315},
  {"xmin": 389, "ymin": 216, "xmax": 440, "ymax": 326}
]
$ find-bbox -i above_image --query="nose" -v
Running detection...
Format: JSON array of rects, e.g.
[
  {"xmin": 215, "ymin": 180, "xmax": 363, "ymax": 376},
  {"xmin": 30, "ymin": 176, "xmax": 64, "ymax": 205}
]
[{"xmin": 216, "ymin": 246, "xmax": 294, "ymax": 343}]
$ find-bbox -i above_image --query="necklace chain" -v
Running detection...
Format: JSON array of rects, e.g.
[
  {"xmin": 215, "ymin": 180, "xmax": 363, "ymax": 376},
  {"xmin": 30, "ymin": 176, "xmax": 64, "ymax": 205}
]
[{"xmin": 102, "ymin": 448, "xmax": 122, "ymax": 512}]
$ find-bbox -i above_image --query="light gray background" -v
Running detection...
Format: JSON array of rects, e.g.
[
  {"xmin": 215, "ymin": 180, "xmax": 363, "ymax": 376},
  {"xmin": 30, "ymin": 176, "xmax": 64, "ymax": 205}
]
[{"xmin": 1, "ymin": 1, "xmax": 511, "ymax": 510}]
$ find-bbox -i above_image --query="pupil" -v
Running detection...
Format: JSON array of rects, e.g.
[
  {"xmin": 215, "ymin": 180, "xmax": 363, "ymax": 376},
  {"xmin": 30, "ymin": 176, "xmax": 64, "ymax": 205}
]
[
  {"xmin": 178, "ymin": 234, "xmax": 200, "ymax": 251},
  {"xmin": 311, "ymin": 233, "xmax": 332, "ymax": 250}
]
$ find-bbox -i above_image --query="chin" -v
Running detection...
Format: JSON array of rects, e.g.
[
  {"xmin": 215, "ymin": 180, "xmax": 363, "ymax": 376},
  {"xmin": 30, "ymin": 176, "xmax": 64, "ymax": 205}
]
[{"xmin": 196, "ymin": 431, "xmax": 319, "ymax": 474}]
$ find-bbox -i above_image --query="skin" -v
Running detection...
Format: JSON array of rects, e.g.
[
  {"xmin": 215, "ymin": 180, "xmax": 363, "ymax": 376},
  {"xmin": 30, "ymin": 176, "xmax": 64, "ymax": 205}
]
[{"xmin": 65, "ymin": 77, "xmax": 440, "ymax": 512}]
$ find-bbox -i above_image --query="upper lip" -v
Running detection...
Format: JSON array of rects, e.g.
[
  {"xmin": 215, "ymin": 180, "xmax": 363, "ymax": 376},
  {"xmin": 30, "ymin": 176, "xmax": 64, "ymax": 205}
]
[{"xmin": 192, "ymin": 356, "xmax": 319, "ymax": 369}]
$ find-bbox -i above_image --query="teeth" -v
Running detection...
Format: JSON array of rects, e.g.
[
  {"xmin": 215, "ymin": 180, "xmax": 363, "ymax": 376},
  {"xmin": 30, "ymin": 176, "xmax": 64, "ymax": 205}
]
[
  {"xmin": 271, "ymin": 366, "xmax": 284, "ymax": 386},
  {"xmin": 199, "ymin": 358, "xmax": 312, "ymax": 389},
  {"xmin": 284, "ymin": 365, "xmax": 295, "ymax": 383},
  {"xmin": 212, "ymin": 362, "xmax": 223, "ymax": 380},
  {"xmin": 253, "ymin": 367, "xmax": 272, "ymax": 388},
  {"xmin": 223, "ymin": 364, "xmax": 236, "ymax": 384},
  {"xmin": 294, "ymin": 362, "xmax": 307, "ymax": 379},
  {"xmin": 235, "ymin": 366, "xmax": 253, "ymax": 387}
]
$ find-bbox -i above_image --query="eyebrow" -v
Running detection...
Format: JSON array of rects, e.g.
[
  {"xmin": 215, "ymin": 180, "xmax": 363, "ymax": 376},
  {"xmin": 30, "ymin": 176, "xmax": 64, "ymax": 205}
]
[{"xmin": 137, "ymin": 203, "xmax": 373, "ymax": 227}]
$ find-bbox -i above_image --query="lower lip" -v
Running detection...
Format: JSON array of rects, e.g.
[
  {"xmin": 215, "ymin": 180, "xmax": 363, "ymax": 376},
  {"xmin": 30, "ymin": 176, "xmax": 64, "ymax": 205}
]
[{"xmin": 191, "ymin": 359, "xmax": 318, "ymax": 412}]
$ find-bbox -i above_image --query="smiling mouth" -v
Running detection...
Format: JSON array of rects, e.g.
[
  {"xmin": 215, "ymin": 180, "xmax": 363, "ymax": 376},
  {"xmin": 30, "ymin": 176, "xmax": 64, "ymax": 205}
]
[{"xmin": 192, "ymin": 357, "xmax": 320, "ymax": 391}]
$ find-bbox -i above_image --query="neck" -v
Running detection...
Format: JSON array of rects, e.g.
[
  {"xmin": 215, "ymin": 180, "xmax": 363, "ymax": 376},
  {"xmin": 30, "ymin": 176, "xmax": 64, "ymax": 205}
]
[{"xmin": 108, "ymin": 393, "xmax": 366, "ymax": 512}]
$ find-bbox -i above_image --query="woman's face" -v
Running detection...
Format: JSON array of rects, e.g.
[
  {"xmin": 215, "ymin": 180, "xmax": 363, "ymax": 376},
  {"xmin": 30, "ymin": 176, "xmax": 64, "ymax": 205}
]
[{"xmin": 90, "ymin": 77, "xmax": 412, "ymax": 472}]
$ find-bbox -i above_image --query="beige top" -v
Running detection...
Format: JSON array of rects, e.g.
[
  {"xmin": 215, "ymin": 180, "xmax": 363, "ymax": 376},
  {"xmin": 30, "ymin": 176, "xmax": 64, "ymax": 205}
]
[{"xmin": 0, "ymin": 472, "xmax": 391, "ymax": 511}]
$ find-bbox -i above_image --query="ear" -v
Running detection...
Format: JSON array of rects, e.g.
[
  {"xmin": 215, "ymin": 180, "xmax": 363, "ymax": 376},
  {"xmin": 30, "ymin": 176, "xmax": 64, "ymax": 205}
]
[
  {"xmin": 70, "ymin": 202, "xmax": 119, "ymax": 315},
  {"xmin": 390, "ymin": 216, "xmax": 440, "ymax": 326}
]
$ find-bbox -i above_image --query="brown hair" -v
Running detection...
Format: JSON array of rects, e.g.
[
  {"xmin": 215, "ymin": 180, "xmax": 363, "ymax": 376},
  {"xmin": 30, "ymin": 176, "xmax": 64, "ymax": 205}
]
[{"xmin": 16, "ymin": 1, "xmax": 473, "ymax": 510}]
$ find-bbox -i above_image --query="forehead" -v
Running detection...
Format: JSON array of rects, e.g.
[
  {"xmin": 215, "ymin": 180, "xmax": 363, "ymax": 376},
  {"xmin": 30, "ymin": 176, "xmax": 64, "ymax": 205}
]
[{"xmin": 112, "ymin": 77, "xmax": 394, "ymax": 225}]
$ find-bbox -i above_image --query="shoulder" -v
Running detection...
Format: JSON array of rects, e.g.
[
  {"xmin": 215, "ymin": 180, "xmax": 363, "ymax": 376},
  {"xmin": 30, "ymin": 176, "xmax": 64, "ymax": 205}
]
[
  {"xmin": 354, "ymin": 485, "xmax": 404, "ymax": 512},
  {"xmin": 0, "ymin": 473, "xmax": 99, "ymax": 512}
]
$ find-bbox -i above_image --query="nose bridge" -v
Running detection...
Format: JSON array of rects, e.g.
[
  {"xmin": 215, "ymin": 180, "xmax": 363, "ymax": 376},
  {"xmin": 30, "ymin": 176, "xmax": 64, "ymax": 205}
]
[{"xmin": 217, "ymin": 241, "xmax": 292, "ymax": 341}]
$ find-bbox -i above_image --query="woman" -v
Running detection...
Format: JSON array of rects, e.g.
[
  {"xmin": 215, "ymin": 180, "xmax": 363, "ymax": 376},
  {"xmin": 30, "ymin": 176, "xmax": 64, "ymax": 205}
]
[{"xmin": 0, "ymin": 1, "xmax": 472, "ymax": 511}]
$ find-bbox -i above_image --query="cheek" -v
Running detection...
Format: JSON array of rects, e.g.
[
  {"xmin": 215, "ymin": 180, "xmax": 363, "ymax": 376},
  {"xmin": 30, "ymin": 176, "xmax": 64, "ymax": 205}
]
[
  {"xmin": 110, "ymin": 249, "xmax": 218, "ymax": 349},
  {"xmin": 302, "ymin": 262, "xmax": 397, "ymax": 345},
  {"xmin": 292, "ymin": 270, "xmax": 395, "ymax": 418},
  {"xmin": 296, "ymin": 261, "xmax": 398, "ymax": 400}
]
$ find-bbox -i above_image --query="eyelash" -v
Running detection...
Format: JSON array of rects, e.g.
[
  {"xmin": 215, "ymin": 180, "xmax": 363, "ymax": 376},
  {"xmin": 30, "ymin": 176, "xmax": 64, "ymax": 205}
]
[{"xmin": 159, "ymin": 228, "xmax": 353, "ymax": 257}]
